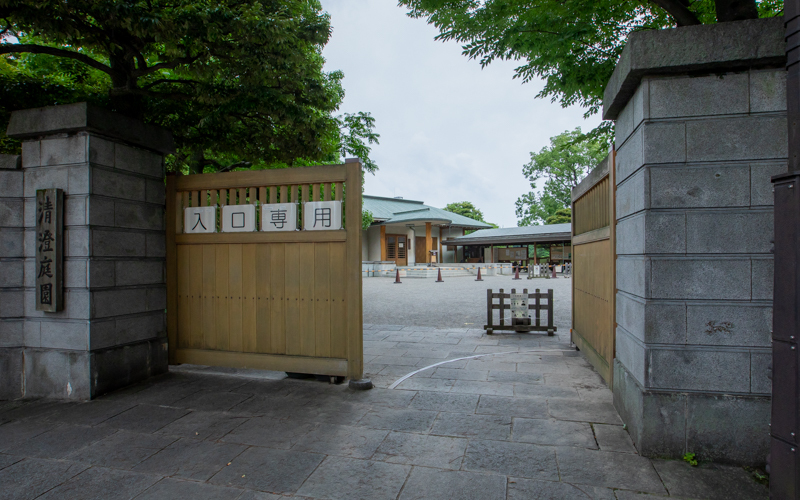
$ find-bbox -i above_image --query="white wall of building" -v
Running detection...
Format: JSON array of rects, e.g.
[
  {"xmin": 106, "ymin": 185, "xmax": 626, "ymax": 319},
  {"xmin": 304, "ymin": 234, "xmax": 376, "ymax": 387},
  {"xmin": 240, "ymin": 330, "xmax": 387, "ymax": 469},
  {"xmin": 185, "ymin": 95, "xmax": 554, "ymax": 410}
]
[{"xmin": 363, "ymin": 224, "xmax": 453, "ymax": 264}]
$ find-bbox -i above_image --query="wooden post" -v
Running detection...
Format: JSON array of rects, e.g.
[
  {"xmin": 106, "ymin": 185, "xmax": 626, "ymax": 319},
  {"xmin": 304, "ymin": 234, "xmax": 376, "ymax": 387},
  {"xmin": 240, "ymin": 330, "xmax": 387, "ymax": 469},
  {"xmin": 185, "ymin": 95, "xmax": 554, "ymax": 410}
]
[
  {"xmin": 345, "ymin": 160, "xmax": 365, "ymax": 385},
  {"xmin": 533, "ymin": 243, "xmax": 537, "ymax": 265},
  {"xmin": 425, "ymin": 222, "xmax": 432, "ymax": 264},
  {"xmin": 486, "ymin": 289, "xmax": 493, "ymax": 334},
  {"xmin": 166, "ymin": 175, "xmax": 178, "ymax": 364},
  {"xmin": 499, "ymin": 288, "xmax": 505, "ymax": 326},
  {"xmin": 380, "ymin": 225, "xmax": 387, "ymax": 261}
]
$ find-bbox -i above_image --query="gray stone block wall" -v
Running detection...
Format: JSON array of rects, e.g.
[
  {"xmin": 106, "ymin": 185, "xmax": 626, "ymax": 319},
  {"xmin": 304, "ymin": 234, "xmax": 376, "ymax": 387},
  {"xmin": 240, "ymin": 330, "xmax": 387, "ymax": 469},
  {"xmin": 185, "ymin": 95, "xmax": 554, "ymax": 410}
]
[
  {"xmin": 0, "ymin": 103, "xmax": 173, "ymax": 400},
  {"xmin": 605, "ymin": 19, "xmax": 781, "ymax": 465},
  {"xmin": 0, "ymin": 154, "xmax": 24, "ymax": 399}
]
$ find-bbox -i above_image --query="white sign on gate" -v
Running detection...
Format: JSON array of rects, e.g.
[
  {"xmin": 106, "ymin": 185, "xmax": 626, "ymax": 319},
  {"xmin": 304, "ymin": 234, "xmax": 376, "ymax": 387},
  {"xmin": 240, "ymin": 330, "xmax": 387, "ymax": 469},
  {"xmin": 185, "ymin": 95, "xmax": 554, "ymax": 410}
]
[
  {"xmin": 184, "ymin": 207, "xmax": 216, "ymax": 233},
  {"xmin": 221, "ymin": 204, "xmax": 256, "ymax": 232},
  {"xmin": 510, "ymin": 293, "xmax": 529, "ymax": 319},
  {"xmin": 262, "ymin": 203, "xmax": 298, "ymax": 232},
  {"xmin": 304, "ymin": 201, "xmax": 342, "ymax": 230}
]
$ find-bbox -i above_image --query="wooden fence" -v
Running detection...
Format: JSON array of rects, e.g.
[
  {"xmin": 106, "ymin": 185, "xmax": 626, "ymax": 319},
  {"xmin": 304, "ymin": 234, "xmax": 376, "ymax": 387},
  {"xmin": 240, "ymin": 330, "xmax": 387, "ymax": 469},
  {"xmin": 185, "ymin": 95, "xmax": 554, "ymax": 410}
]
[
  {"xmin": 485, "ymin": 288, "xmax": 556, "ymax": 335},
  {"xmin": 571, "ymin": 151, "xmax": 616, "ymax": 387},
  {"xmin": 165, "ymin": 162, "xmax": 363, "ymax": 379}
]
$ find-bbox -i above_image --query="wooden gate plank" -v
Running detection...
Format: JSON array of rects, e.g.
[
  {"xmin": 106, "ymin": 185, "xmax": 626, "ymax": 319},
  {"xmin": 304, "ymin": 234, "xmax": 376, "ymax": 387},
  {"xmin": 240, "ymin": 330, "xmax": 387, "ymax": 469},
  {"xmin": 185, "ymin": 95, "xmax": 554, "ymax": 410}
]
[
  {"xmin": 202, "ymin": 244, "xmax": 216, "ymax": 349},
  {"xmin": 255, "ymin": 244, "xmax": 271, "ymax": 353},
  {"xmin": 242, "ymin": 243, "xmax": 257, "ymax": 353},
  {"xmin": 228, "ymin": 244, "xmax": 243, "ymax": 352},
  {"xmin": 314, "ymin": 243, "xmax": 331, "ymax": 357},
  {"xmin": 177, "ymin": 245, "xmax": 190, "ymax": 349},
  {"xmin": 285, "ymin": 242, "xmax": 301, "ymax": 355},
  {"xmin": 214, "ymin": 244, "xmax": 230, "ymax": 351},
  {"xmin": 298, "ymin": 243, "xmax": 315, "ymax": 357},
  {"xmin": 329, "ymin": 242, "xmax": 347, "ymax": 359},
  {"xmin": 270, "ymin": 243, "xmax": 286, "ymax": 354},
  {"xmin": 344, "ymin": 161, "xmax": 363, "ymax": 381},
  {"xmin": 190, "ymin": 245, "xmax": 203, "ymax": 349},
  {"xmin": 175, "ymin": 349, "xmax": 348, "ymax": 376}
]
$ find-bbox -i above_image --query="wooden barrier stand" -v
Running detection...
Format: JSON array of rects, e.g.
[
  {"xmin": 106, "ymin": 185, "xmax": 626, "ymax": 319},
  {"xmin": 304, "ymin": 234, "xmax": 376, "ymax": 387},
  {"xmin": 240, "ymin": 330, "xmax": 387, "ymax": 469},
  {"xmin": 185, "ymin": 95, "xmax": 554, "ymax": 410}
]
[{"xmin": 485, "ymin": 288, "xmax": 556, "ymax": 335}]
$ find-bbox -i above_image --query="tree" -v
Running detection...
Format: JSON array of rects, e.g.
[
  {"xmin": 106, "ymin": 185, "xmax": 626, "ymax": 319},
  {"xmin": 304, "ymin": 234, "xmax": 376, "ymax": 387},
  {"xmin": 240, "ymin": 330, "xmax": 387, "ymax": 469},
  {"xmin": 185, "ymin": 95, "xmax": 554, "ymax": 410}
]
[
  {"xmin": 515, "ymin": 128, "xmax": 605, "ymax": 226},
  {"xmin": 443, "ymin": 201, "xmax": 498, "ymax": 228},
  {"xmin": 545, "ymin": 207, "xmax": 572, "ymax": 224},
  {"xmin": 399, "ymin": 0, "xmax": 782, "ymax": 122},
  {"xmin": 0, "ymin": 0, "xmax": 379, "ymax": 174}
]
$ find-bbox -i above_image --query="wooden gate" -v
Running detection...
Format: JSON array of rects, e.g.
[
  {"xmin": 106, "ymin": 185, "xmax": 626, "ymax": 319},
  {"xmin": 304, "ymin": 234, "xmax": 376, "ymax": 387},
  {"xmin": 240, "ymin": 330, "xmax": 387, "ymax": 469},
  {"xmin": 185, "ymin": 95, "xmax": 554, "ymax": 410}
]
[
  {"xmin": 165, "ymin": 162, "xmax": 363, "ymax": 380},
  {"xmin": 571, "ymin": 151, "xmax": 616, "ymax": 386}
]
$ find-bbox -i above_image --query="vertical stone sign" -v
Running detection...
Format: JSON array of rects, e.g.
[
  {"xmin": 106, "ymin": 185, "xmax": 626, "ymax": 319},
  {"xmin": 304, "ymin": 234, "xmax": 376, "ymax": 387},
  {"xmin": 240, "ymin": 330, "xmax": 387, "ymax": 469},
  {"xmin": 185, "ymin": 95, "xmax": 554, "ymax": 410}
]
[{"xmin": 35, "ymin": 188, "xmax": 63, "ymax": 312}]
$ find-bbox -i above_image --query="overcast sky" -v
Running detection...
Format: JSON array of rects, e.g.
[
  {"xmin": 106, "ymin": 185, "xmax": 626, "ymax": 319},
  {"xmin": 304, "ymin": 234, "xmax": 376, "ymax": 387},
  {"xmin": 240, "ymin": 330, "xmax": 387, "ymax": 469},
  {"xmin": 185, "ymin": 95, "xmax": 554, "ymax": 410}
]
[{"xmin": 319, "ymin": 1, "xmax": 602, "ymax": 228}]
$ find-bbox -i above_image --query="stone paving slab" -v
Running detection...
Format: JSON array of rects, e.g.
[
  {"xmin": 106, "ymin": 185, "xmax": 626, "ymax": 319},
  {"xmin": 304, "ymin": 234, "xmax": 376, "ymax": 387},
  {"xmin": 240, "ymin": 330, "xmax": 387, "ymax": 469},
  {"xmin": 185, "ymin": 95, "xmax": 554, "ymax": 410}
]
[
  {"xmin": 132, "ymin": 477, "xmax": 244, "ymax": 500},
  {"xmin": 0, "ymin": 316, "xmax": 769, "ymax": 499},
  {"xmin": 399, "ymin": 467, "xmax": 507, "ymax": 500},
  {"xmin": 296, "ymin": 456, "xmax": 410, "ymax": 500},
  {"xmin": 373, "ymin": 431, "xmax": 467, "ymax": 470},
  {"xmin": 67, "ymin": 430, "xmax": 178, "ymax": 469},
  {"xmin": 36, "ymin": 466, "xmax": 160, "ymax": 500}
]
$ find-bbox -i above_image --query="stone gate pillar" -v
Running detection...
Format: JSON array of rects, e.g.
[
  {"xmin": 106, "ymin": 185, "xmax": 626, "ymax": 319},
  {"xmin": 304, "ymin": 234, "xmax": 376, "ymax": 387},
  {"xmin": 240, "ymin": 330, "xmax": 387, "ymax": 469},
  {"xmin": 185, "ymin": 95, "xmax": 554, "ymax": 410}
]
[
  {"xmin": 605, "ymin": 18, "xmax": 784, "ymax": 464},
  {"xmin": 0, "ymin": 102, "xmax": 173, "ymax": 400}
]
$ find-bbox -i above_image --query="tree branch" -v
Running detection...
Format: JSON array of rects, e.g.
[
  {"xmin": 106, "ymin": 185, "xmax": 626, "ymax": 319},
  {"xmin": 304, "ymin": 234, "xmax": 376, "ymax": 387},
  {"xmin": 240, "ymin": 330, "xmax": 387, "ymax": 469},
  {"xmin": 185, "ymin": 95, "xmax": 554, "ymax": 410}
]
[
  {"xmin": 649, "ymin": 0, "xmax": 702, "ymax": 26},
  {"xmin": 515, "ymin": 29, "xmax": 615, "ymax": 55},
  {"xmin": 109, "ymin": 86, "xmax": 193, "ymax": 101},
  {"xmin": 0, "ymin": 43, "xmax": 116, "ymax": 75},
  {"xmin": 131, "ymin": 55, "xmax": 199, "ymax": 77},
  {"xmin": 141, "ymin": 78, "xmax": 200, "ymax": 90}
]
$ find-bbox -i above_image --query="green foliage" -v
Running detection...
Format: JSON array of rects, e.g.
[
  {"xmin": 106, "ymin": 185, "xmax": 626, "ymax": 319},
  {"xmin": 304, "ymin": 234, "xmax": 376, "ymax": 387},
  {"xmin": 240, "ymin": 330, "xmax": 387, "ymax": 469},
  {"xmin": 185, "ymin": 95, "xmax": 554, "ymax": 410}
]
[
  {"xmin": 545, "ymin": 207, "xmax": 571, "ymax": 225},
  {"xmin": 0, "ymin": 0, "xmax": 380, "ymax": 174},
  {"xmin": 515, "ymin": 128, "xmax": 605, "ymax": 226},
  {"xmin": 362, "ymin": 209, "xmax": 374, "ymax": 231},
  {"xmin": 444, "ymin": 201, "xmax": 488, "ymax": 223},
  {"xmin": 443, "ymin": 201, "xmax": 498, "ymax": 234},
  {"xmin": 744, "ymin": 466, "xmax": 769, "ymax": 486},
  {"xmin": 683, "ymin": 452, "xmax": 698, "ymax": 466},
  {"xmin": 399, "ymin": 0, "xmax": 782, "ymax": 122}
]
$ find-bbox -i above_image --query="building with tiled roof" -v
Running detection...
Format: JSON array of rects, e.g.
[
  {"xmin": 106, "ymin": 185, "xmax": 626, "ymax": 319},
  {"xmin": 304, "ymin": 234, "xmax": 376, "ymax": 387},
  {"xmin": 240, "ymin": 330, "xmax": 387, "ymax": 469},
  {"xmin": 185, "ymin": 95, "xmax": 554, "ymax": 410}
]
[{"xmin": 362, "ymin": 195, "xmax": 493, "ymax": 265}]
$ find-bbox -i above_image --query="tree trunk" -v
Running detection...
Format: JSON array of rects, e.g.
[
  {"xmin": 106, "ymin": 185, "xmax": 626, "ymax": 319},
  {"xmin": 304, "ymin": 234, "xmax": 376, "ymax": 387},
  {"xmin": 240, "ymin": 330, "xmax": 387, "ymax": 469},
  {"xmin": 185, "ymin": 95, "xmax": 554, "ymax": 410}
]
[
  {"xmin": 650, "ymin": 0, "xmax": 702, "ymax": 26},
  {"xmin": 189, "ymin": 150, "xmax": 205, "ymax": 175},
  {"xmin": 108, "ymin": 53, "xmax": 144, "ymax": 120},
  {"xmin": 714, "ymin": 0, "xmax": 759, "ymax": 22}
]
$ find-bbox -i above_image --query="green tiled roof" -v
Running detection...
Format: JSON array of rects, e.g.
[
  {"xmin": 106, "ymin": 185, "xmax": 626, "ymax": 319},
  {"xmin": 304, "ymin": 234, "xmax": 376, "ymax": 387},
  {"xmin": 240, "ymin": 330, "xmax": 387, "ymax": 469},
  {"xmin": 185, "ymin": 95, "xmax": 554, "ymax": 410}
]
[{"xmin": 363, "ymin": 195, "xmax": 494, "ymax": 229}]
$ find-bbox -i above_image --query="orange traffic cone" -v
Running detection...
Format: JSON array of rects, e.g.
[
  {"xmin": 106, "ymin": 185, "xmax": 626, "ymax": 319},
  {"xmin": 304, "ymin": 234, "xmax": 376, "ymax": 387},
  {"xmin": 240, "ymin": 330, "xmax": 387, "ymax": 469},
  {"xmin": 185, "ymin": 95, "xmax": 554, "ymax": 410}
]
[
  {"xmin": 436, "ymin": 268, "xmax": 444, "ymax": 283},
  {"xmin": 475, "ymin": 267, "xmax": 483, "ymax": 281},
  {"xmin": 393, "ymin": 269, "xmax": 402, "ymax": 284},
  {"xmin": 512, "ymin": 266, "xmax": 521, "ymax": 280}
]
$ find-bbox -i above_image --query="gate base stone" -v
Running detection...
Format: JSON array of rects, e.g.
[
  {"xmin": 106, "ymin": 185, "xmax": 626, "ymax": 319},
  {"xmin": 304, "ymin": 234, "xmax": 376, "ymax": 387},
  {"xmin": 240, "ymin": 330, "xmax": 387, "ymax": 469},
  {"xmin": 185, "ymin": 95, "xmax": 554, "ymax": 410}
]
[{"xmin": 605, "ymin": 18, "xmax": 781, "ymax": 465}]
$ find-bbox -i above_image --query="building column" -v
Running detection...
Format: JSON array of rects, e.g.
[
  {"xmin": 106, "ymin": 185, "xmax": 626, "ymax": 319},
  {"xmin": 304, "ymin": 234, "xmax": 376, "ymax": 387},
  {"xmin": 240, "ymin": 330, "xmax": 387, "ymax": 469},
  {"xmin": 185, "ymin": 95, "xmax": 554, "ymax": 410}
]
[
  {"xmin": 380, "ymin": 225, "xmax": 386, "ymax": 261},
  {"xmin": 425, "ymin": 222, "xmax": 432, "ymax": 264},
  {"xmin": 2, "ymin": 102, "xmax": 173, "ymax": 400}
]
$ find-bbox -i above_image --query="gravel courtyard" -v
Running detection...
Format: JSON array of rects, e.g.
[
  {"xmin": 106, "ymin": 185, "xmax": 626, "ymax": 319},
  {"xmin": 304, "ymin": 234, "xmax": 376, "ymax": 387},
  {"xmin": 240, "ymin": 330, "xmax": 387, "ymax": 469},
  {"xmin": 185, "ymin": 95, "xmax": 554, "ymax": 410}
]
[
  {"xmin": 0, "ymin": 274, "xmax": 768, "ymax": 499},
  {"xmin": 363, "ymin": 273, "xmax": 572, "ymax": 330}
]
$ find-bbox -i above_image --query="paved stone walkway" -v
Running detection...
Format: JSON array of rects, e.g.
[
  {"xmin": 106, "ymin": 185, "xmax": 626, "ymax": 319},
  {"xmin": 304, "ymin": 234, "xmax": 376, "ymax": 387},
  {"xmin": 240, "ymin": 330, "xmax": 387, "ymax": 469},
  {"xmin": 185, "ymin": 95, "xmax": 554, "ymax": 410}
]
[{"xmin": 0, "ymin": 276, "xmax": 769, "ymax": 499}]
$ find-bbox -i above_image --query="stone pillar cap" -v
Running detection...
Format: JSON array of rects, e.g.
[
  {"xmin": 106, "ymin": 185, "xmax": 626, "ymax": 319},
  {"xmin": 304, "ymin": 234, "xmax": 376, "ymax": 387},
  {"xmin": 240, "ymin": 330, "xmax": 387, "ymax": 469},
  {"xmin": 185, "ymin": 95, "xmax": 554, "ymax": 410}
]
[
  {"xmin": 603, "ymin": 17, "xmax": 785, "ymax": 121},
  {"xmin": 7, "ymin": 102, "xmax": 175, "ymax": 154}
]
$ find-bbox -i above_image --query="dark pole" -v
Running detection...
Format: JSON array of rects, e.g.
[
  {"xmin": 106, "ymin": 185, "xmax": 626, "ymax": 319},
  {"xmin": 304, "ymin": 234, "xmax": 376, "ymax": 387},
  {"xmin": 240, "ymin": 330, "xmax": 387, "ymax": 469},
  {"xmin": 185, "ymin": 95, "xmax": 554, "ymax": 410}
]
[{"xmin": 771, "ymin": 6, "xmax": 800, "ymax": 498}]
